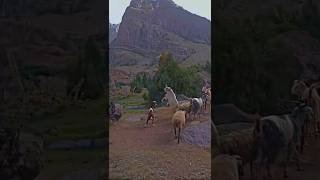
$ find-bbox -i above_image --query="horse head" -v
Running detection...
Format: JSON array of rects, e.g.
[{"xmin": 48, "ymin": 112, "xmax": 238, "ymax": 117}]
[{"xmin": 164, "ymin": 86, "xmax": 172, "ymax": 93}]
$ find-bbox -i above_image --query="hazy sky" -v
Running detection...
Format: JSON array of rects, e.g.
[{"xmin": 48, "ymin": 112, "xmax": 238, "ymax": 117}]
[{"xmin": 109, "ymin": 0, "xmax": 211, "ymax": 24}]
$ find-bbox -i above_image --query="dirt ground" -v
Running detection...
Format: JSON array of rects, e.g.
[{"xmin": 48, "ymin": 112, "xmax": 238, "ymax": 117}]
[
  {"xmin": 242, "ymin": 137, "xmax": 320, "ymax": 180},
  {"xmin": 109, "ymin": 107, "xmax": 211, "ymax": 179}
]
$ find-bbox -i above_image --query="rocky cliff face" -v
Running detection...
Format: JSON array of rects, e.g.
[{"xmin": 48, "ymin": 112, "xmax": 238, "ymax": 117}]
[
  {"xmin": 109, "ymin": 0, "xmax": 211, "ymax": 67},
  {"xmin": 109, "ymin": 23, "xmax": 119, "ymax": 43}
]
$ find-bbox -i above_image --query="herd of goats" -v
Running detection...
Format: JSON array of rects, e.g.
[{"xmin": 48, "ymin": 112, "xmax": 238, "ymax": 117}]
[{"xmin": 212, "ymin": 80, "xmax": 320, "ymax": 180}]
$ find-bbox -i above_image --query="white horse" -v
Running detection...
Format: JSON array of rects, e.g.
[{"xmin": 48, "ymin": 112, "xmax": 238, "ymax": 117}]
[
  {"xmin": 161, "ymin": 86, "xmax": 193, "ymax": 120},
  {"xmin": 161, "ymin": 86, "xmax": 179, "ymax": 107}
]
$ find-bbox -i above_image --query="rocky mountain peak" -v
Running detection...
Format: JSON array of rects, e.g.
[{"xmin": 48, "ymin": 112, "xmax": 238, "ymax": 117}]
[{"xmin": 129, "ymin": 0, "xmax": 176, "ymax": 9}]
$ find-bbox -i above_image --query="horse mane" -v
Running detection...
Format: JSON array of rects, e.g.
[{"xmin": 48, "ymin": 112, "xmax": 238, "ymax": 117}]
[{"xmin": 164, "ymin": 86, "xmax": 178, "ymax": 106}]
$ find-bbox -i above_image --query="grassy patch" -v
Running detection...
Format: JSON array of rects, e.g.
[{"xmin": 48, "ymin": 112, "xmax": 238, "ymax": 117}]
[
  {"xmin": 117, "ymin": 93, "xmax": 146, "ymax": 107},
  {"xmin": 31, "ymin": 98, "xmax": 106, "ymax": 142}
]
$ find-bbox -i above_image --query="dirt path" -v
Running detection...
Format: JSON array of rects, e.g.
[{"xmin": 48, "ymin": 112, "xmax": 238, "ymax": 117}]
[
  {"xmin": 242, "ymin": 137, "xmax": 320, "ymax": 180},
  {"xmin": 109, "ymin": 107, "xmax": 211, "ymax": 179}
]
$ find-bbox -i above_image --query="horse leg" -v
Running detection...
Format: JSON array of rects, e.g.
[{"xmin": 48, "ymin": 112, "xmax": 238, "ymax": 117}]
[
  {"xmin": 152, "ymin": 117, "xmax": 155, "ymax": 126},
  {"xmin": 315, "ymin": 124, "xmax": 318, "ymax": 137},
  {"xmin": 301, "ymin": 134, "xmax": 305, "ymax": 154},
  {"xmin": 178, "ymin": 127, "xmax": 181, "ymax": 144},
  {"xmin": 250, "ymin": 161, "xmax": 254, "ymax": 178},
  {"xmin": 174, "ymin": 125, "xmax": 177, "ymax": 139},
  {"xmin": 295, "ymin": 150, "xmax": 302, "ymax": 171},
  {"xmin": 317, "ymin": 121, "xmax": 320, "ymax": 135},
  {"xmin": 308, "ymin": 121, "xmax": 312, "ymax": 137},
  {"xmin": 145, "ymin": 115, "xmax": 150, "ymax": 126}
]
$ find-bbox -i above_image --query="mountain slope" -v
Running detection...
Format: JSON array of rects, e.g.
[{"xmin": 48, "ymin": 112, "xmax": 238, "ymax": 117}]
[{"xmin": 109, "ymin": 0, "xmax": 211, "ymax": 68}]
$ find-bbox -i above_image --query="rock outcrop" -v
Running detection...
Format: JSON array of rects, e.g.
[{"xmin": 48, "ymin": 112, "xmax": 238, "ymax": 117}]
[{"xmin": 109, "ymin": 23, "xmax": 119, "ymax": 43}]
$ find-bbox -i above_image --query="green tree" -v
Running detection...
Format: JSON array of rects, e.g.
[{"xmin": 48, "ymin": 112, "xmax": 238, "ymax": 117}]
[
  {"xmin": 131, "ymin": 72, "xmax": 149, "ymax": 93},
  {"xmin": 147, "ymin": 52, "xmax": 203, "ymax": 105}
]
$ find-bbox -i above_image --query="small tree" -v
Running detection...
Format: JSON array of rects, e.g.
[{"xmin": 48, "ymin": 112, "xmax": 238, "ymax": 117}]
[
  {"xmin": 147, "ymin": 51, "xmax": 203, "ymax": 104},
  {"xmin": 131, "ymin": 72, "xmax": 149, "ymax": 93}
]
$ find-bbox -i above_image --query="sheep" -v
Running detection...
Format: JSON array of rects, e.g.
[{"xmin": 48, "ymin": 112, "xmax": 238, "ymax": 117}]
[
  {"xmin": 172, "ymin": 110, "xmax": 187, "ymax": 144},
  {"xmin": 254, "ymin": 103, "xmax": 313, "ymax": 179},
  {"xmin": 213, "ymin": 117, "xmax": 261, "ymax": 178},
  {"xmin": 217, "ymin": 128, "xmax": 258, "ymax": 177},
  {"xmin": 177, "ymin": 101, "xmax": 192, "ymax": 120},
  {"xmin": 212, "ymin": 120, "xmax": 219, "ymax": 149},
  {"xmin": 212, "ymin": 154, "xmax": 244, "ymax": 180}
]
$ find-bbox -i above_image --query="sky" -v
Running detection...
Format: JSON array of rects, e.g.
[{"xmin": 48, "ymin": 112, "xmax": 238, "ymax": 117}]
[{"xmin": 109, "ymin": 0, "xmax": 211, "ymax": 24}]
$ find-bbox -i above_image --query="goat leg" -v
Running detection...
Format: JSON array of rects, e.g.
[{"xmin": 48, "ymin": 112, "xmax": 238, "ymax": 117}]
[
  {"xmin": 317, "ymin": 122, "xmax": 320, "ymax": 135},
  {"xmin": 294, "ymin": 146, "xmax": 303, "ymax": 171},
  {"xmin": 300, "ymin": 128, "xmax": 305, "ymax": 154},
  {"xmin": 283, "ymin": 166, "xmax": 288, "ymax": 179},
  {"xmin": 250, "ymin": 161, "xmax": 252, "ymax": 177},
  {"xmin": 266, "ymin": 163, "xmax": 273, "ymax": 180}
]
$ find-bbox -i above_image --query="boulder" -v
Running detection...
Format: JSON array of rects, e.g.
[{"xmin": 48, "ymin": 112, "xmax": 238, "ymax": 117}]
[{"xmin": 181, "ymin": 120, "xmax": 211, "ymax": 148}]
